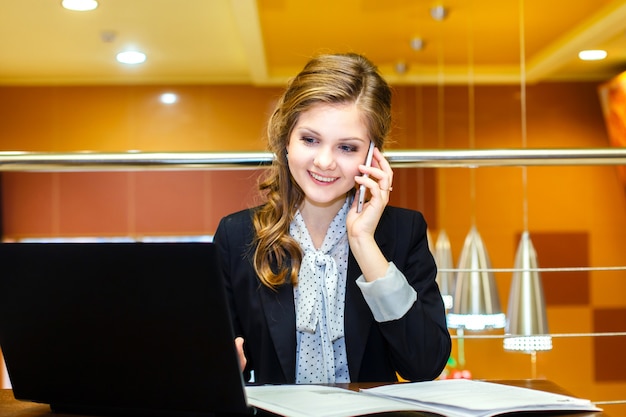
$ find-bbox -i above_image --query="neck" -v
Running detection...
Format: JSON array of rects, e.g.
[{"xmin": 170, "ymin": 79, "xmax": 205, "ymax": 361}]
[{"xmin": 299, "ymin": 197, "xmax": 346, "ymax": 249}]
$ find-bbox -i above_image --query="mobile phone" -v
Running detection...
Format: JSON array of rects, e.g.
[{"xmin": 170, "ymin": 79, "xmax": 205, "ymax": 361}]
[{"xmin": 357, "ymin": 141, "xmax": 375, "ymax": 213}]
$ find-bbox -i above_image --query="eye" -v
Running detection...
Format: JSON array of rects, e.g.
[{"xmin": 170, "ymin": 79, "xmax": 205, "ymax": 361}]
[
  {"xmin": 339, "ymin": 144, "xmax": 358, "ymax": 153},
  {"xmin": 300, "ymin": 136, "xmax": 317, "ymax": 145}
]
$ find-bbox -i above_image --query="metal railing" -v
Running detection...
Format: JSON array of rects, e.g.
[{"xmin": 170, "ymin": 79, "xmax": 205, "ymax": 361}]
[{"xmin": 0, "ymin": 147, "xmax": 625, "ymax": 171}]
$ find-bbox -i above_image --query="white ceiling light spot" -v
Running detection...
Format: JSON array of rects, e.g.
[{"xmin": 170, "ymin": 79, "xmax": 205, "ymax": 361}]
[
  {"xmin": 160, "ymin": 93, "xmax": 178, "ymax": 104},
  {"xmin": 61, "ymin": 0, "xmax": 98, "ymax": 11},
  {"xmin": 410, "ymin": 37, "xmax": 425, "ymax": 51},
  {"xmin": 394, "ymin": 61, "xmax": 408, "ymax": 74},
  {"xmin": 430, "ymin": 5, "xmax": 448, "ymax": 21},
  {"xmin": 116, "ymin": 51, "xmax": 147, "ymax": 65},
  {"xmin": 578, "ymin": 50, "xmax": 607, "ymax": 61}
]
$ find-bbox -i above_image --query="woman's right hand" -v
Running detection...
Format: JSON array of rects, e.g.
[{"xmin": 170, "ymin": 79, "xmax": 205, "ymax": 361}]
[{"xmin": 234, "ymin": 337, "xmax": 247, "ymax": 371}]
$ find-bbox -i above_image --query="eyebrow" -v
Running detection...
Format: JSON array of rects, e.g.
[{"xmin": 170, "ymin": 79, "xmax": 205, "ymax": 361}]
[
  {"xmin": 295, "ymin": 127, "xmax": 368, "ymax": 143},
  {"xmin": 295, "ymin": 126, "xmax": 320, "ymax": 136}
]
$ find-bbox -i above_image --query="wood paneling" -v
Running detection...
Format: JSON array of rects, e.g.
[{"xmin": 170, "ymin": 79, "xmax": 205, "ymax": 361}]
[
  {"xmin": 594, "ymin": 308, "xmax": 626, "ymax": 382},
  {"xmin": 528, "ymin": 232, "xmax": 590, "ymax": 306}
]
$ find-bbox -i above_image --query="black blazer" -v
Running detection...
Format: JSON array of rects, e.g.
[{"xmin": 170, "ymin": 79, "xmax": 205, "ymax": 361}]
[{"xmin": 214, "ymin": 205, "xmax": 451, "ymax": 384}]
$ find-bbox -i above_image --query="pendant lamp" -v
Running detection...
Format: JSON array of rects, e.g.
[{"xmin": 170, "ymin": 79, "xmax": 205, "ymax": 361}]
[
  {"xmin": 503, "ymin": 232, "xmax": 552, "ymax": 352},
  {"xmin": 447, "ymin": 226, "xmax": 505, "ymax": 330},
  {"xmin": 434, "ymin": 230, "xmax": 455, "ymax": 309},
  {"xmin": 503, "ymin": 0, "xmax": 552, "ymax": 355}
]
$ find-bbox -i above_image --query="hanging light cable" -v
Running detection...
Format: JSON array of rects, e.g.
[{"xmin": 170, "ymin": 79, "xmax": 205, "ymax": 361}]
[{"xmin": 431, "ymin": 3, "xmax": 455, "ymax": 312}]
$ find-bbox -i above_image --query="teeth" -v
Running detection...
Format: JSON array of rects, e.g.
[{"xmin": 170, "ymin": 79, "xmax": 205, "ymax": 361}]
[{"xmin": 310, "ymin": 172, "xmax": 336, "ymax": 183}]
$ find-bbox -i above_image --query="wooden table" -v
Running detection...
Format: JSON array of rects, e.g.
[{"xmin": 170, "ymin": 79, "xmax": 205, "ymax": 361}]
[{"xmin": 0, "ymin": 380, "xmax": 609, "ymax": 416}]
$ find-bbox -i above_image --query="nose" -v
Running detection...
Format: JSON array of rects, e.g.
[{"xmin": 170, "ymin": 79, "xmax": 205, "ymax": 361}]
[{"xmin": 313, "ymin": 146, "xmax": 336, "ymax": 170}]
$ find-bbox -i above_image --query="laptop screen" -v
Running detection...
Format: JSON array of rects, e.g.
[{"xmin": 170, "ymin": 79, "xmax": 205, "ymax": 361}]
[{"xmin": 0, "ymin": 242, "xmax": 252, "ymax": 416}]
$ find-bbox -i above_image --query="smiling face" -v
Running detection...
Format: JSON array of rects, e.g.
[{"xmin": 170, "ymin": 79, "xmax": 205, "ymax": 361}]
[{"xmin": 286, "ymin": 102, "xmax": 371, "ymax": 212}]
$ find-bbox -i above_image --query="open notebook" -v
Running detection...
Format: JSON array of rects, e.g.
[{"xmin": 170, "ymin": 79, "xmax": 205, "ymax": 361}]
[{"xmin": 0, "ymin": 242, "xmax": 254, "ymax": 416}]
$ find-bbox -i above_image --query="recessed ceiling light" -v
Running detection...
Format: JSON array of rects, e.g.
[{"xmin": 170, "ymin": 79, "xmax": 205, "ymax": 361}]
[
  {"xmin": 160, "ymin": 93, "xmax": 178, "ymax": 104},
  {"xmin": 578, "ymin": 49, "xmax": 607, "ymax": 61},
  {"xmin": 410, "ymin": 37, "xmax": 425, "ymax": 51},
  {"xmin": 395, "ymin": 61, "xmax": 408, "ymax": 74},
  {"xmin": 61, "ymin": 0, "xmax": 98, "ymax": 11},
  {"xmin": 430, "ymin": 5, "xmax": 449, "ymax": 21},
  {"xmin": 116, "ymin": 51, "xmax": 147, "ymax": 65}
]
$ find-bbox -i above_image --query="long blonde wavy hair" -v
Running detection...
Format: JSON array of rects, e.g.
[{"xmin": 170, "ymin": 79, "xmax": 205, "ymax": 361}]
[{"xmin": 252, "ymin": 53, "xmax": 392, "ymax": 289}]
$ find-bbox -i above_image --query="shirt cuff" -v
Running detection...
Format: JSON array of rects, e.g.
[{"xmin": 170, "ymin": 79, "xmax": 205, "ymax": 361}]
[{"xmin": 356, "ymin": 262, "xmax": 417, "ymax": 322}]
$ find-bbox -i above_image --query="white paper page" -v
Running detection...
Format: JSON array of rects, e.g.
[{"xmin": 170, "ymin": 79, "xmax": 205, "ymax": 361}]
[
  {"xmin": 245, "ymin": 384, "xmax": 441, "ymax": 417},
  {"xmin": 361, "ymin": 379, "xmax": 601, "ymax": 415}
]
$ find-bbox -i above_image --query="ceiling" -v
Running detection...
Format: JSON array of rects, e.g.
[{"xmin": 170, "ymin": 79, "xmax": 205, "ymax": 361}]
[{"xmin": 1, "ymin": 0, "xmax": 626, "ymax": 86}]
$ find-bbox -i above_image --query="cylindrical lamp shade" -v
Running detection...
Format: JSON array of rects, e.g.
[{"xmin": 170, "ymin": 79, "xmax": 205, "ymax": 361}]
[
  {"xmin": 434, "ymin": 230, "xmax": 455, "ymax": 309},
  {"xmin": 504, "ymin": 231, "xmax": 552, "ymax": 352},
  {"xmin": 447, "ymin": 226, "xmax": 505, "ymax": 330}
]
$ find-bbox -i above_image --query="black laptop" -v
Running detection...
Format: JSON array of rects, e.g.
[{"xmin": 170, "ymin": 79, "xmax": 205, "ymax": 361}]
[{"xmin": 0, "ymin": 242, "xmax": 254, "ymax": 416}]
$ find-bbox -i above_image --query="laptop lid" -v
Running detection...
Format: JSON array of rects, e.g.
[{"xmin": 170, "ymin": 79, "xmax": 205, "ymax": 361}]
[{"xmin": 0, "ymin": 242, "xmax": 252, "ymax": 416}]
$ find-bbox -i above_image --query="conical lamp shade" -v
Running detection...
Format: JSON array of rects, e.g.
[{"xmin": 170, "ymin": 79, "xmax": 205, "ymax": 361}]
[
  {"xmin": 447, "ymin": 226, "xmax": 505, "ymax": 330},
  {"xmin": 504, "ymin": 231, "xmax": 552, "ymax": 352},
  {"xmin": 434, "ymin": 230, "xmax": 455, "ymax": 309}
]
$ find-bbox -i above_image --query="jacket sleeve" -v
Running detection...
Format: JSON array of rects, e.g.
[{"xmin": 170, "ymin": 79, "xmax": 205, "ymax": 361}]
[
  {"xmin": 356, "ymin": 262, "xmax": 417, "ymax": 321},
  {"xmin": 374, "ymin": 208, "xmax": 452, "ymax": 381},
  {"xmin": 213, "ymin": 211, "xmax": 248, "ymax": 339},
  {"xmin": 213, "ymin": 210, "xmax": 258, "ymax": 382}
]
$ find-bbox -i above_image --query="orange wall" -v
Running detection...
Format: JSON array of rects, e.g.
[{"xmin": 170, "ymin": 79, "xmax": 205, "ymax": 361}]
[{"xmin": 1, "ymin": 82, "xmax": 625, "ymax": 414}]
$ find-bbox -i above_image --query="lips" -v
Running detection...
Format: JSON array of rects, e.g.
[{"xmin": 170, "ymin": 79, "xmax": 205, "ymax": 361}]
[{"xmin": 309, "ymin": 171, "xmax": 338, "ymax": 184}]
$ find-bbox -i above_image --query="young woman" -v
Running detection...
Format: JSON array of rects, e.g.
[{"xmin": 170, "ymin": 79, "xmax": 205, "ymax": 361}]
[{"xmin": 214, "ymin": 53, "xmax": 451, "ymax": 384}]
